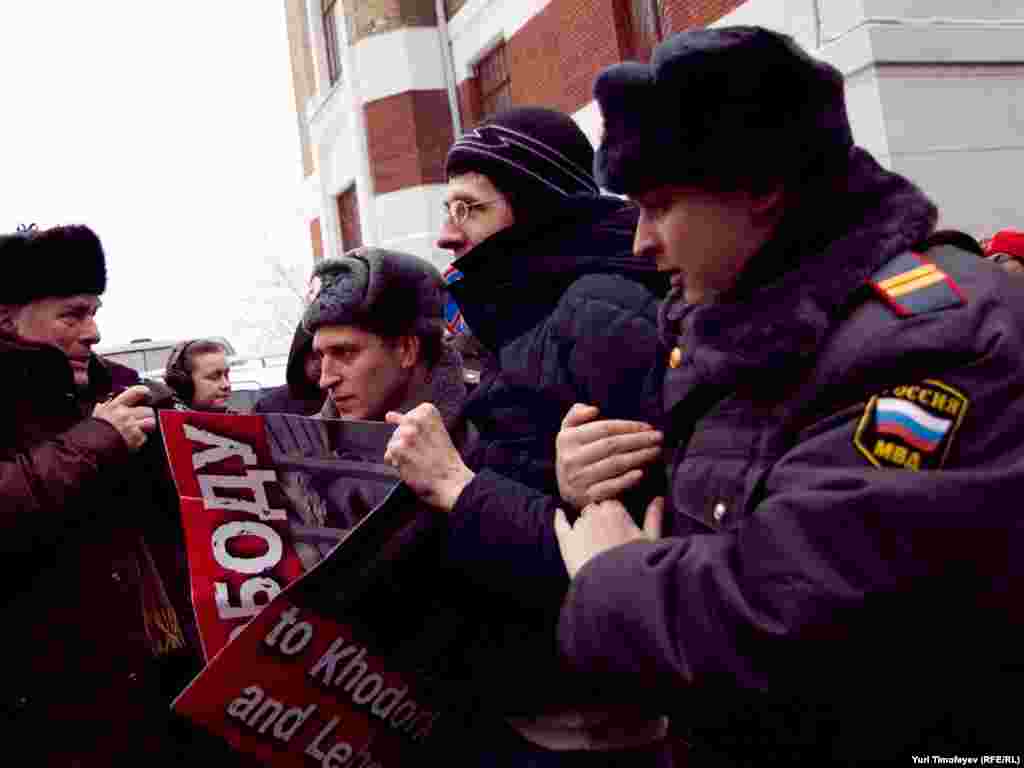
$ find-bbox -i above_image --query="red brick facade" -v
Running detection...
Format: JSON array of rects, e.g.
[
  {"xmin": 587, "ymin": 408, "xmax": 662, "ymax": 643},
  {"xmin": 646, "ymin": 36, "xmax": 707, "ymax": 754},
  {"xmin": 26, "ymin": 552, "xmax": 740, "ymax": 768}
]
[
  {"xmin": 363, "ymin": 89, "xmax": 454, "ymax": 195},
  {"xmin": 457, "ymin": 0, "xmax": 749, "ymax": 125},
  {"xmin": 661, "ymin": 0, "xmax": 748, "ymax": 35},
  {"xmin": 310, "ymin": 218, "xmax": 323, "ymax": 262},
  {"xmin": 457, "ymin": 78, "xmax": 483, "ymax": 130}
]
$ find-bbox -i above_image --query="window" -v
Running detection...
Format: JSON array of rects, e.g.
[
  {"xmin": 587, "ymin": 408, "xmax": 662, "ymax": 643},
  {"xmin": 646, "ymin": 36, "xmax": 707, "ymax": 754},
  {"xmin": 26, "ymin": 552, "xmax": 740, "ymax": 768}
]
[
  {"xmin": 322, "ymin": 0, "xmax": 342, "ymax": 86},
  {"xmin": 337, "ymin": 187, "xmax": 362, "ymax": 252},
  {"xmin": 476, "ymin": 42, "xmax": 512, "ymax": 120},
  {"xmin": 310, "ymin": 217, "xmax": 324, "ymax": 262},
  {"xmin": 622, "ymin": 0, "xmax": 663, "ymax": 61}
]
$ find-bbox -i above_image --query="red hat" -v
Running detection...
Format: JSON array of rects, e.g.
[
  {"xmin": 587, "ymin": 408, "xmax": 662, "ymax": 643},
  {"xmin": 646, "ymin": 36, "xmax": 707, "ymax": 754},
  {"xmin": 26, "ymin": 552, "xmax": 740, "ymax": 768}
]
[{"xmin": 984, "ymin": 228, "xmax": 1024, "ymax": 262}]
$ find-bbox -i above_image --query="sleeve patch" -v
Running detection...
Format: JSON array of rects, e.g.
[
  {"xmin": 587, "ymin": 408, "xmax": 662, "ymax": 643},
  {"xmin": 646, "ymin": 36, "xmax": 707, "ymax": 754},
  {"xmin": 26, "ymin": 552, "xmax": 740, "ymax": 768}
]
[
  {"xmin": 868, "ymin": 252, "xmax": 964, "ymax": 317},
  {"xmin": 853, "ymin": 379, "xmax": 969, "ymax": 470}
]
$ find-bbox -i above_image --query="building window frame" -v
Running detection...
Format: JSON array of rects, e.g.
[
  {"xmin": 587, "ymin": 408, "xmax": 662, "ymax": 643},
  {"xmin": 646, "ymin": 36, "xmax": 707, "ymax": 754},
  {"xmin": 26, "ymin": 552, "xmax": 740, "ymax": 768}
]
[
  {"xmin": 337, "ymin": 185, "xmax": 362, "ymax": 253},
  {"xmin": 619, "ymin": 0, "xmax": 663, "ymax": 61},
  {"xmin": 474, "ymin": 40, "xmax": 512, "ymax": 121},
  {"xmin": 321, "ymin": 0, "xmax": 342, "ymax": 86}
]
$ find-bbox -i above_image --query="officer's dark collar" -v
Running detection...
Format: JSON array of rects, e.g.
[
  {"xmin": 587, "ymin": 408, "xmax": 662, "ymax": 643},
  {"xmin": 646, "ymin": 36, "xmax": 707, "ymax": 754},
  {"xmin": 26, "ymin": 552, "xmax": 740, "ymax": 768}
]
[{"xmin": 659, "ymin": 147, "xmax": 938, "ymax": 384}]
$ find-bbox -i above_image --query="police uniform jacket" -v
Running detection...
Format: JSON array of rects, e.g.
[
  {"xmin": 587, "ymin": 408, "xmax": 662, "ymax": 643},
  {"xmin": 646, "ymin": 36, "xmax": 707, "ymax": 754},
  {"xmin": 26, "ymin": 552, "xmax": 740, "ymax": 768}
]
[{"xmin": 558, "ymin": 148, "xmax": 1024, "ymax": 762}]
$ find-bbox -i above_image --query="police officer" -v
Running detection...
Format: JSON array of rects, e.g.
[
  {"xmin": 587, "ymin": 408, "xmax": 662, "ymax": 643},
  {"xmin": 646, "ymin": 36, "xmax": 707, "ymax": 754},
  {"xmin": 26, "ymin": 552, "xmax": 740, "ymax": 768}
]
[{"xmin": 549, "ymin": 26, "xmax": 1024, "ymax": 763}]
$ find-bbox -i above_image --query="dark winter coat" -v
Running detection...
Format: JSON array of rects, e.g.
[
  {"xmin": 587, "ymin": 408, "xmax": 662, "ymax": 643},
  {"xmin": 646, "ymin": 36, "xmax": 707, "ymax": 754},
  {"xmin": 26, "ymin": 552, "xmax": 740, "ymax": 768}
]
[
  {"xmin": 447, "ymin": 195, "xmax": 665, "ymax": 419},
  {"xmin": 441, "ymin": 197, "xmax": 667, "ymax": 718},
  {"xmin": 0, "ymin": 338, "xmax": 231, "ymax": 766},
  {"xmin": 448, "ymin": 193, "xmax": 665, "ymax": 525},
  {"xmin": 253, "ymin": 324, "xmax": 325, "ymax": 416},
  {"xmin": 558, "ymin": 148, "xmax": 1024, "ymax": 763}
]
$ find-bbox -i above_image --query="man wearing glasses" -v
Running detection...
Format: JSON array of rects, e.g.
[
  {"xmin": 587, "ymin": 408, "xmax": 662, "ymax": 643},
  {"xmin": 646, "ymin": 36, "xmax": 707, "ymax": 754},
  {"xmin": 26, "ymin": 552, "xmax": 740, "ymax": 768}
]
[{"xmin": 386, "ymin": 107, "xmax": 672, "ymax": 765}]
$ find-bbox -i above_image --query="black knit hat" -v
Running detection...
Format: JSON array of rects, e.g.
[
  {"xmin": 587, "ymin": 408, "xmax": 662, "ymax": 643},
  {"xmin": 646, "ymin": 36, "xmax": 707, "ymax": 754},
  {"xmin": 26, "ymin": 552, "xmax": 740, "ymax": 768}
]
[
  {"xmin": 303, "ymin": 248, "xmax": 445, "ymax": 339},
  {"xmin": 0, "ymin": 225, "xmax": 107, "ymax": 305},
  {"xmin": 445, "ymin": 107, "xmax": 600, "ymax": 219},
  {"xmin": 593, "ymin": 26, "xmax": 854, "ymax": 195}
]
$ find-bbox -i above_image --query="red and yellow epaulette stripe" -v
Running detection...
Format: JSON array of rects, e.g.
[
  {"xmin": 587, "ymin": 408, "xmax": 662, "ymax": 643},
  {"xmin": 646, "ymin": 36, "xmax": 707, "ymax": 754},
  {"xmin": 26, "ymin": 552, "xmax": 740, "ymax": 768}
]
[{"xmin": 868, "ymin": 252, "xmax": 965, "ymax": 317}]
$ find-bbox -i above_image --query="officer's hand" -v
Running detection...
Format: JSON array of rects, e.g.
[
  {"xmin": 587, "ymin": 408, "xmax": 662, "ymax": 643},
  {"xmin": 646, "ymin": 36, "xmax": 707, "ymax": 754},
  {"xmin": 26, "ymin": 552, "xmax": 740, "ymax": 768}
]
[
  {"xmin": 92, "ymin": 385, "xmax": 157, "ymax": 452},
  {"xmin": 556, "ymin": 403, "xmax": 663, "ymax": 509},
  {"xmin": 554, "ymin": 496, "xmax": 663, "ymax": 579},
  {"xmin": 384, "ymin": 403, "xmax": 475, "ymax": 512}
]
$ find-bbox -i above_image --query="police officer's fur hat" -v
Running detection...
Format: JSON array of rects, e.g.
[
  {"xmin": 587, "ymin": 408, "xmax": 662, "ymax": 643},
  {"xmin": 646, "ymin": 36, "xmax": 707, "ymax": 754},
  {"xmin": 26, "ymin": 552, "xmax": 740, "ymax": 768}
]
[
  {"xmin": 593, "ymin": 26, "xmax": 854, "ymax": 195},
  {"xmin": 0, "ymin": 225, "xmax": 107, "ymax": 305},
  {"xmin": 302, "ymin": 248, "xmax": 445, "ymax": 340}
]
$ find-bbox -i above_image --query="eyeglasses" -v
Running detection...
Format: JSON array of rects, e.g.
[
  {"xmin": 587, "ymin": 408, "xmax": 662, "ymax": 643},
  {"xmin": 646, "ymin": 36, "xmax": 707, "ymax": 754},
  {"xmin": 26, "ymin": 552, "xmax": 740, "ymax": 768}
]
[{"xmin": 441, "ymin": 199, "xmax": 500, "ymax": 226}]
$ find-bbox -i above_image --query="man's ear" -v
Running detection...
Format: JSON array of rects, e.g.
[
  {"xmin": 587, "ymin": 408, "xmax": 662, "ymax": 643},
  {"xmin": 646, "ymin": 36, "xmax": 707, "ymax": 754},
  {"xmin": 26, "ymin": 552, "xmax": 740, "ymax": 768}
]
[{"xmin": 396, "ymin": 334, "xmax": 421, "ymax": 370}]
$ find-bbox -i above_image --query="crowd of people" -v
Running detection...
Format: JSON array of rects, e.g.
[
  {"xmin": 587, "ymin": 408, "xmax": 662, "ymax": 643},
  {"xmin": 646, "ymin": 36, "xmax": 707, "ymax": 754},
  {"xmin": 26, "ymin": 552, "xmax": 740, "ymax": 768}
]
[{"xmin": 3, "ymin": 24, "xmax": 1024, "ymax": 767}]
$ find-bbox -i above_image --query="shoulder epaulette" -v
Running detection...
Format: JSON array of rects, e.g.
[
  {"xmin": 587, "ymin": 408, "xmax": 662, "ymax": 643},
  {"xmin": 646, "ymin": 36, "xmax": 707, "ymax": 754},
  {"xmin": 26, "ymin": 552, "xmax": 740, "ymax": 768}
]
[{"xmin": 868, "ymin": 251, "xmax": 965, "ymax": 317}]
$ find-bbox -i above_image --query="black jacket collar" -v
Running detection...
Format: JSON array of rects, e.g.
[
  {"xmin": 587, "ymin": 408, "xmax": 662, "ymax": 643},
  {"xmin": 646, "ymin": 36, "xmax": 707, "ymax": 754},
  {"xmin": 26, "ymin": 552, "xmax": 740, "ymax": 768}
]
[{"xmin": 447, "ymin": 195, "xmax": 663, "ymax": 353}]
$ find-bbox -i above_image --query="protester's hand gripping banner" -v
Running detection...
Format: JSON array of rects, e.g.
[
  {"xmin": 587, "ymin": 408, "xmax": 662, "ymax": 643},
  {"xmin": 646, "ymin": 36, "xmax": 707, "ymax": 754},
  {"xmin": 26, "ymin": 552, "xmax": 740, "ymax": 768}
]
[{"xmin": 161, "ymin": 411, "xmax": 476, "ymax": 767}]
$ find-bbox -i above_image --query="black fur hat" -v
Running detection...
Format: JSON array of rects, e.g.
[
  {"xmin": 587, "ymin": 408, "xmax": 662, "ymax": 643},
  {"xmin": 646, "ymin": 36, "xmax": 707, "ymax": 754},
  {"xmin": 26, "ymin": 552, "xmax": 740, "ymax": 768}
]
[
  {"xmin": 302, "ymin": 247, "xmax": 444, "ymax": 339},
  {"xmin": 0, "ymin": 225, "xmax": 107, "ymax": 304},
  {"xmin": 593, "ymin": 26, "xmax": 854, "ymax": 195}
]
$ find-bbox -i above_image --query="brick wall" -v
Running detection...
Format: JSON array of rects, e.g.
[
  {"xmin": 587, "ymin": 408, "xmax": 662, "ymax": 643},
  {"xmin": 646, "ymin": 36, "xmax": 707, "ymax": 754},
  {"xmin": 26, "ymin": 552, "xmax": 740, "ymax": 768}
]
[
  {"xmin": 661, "ymin": 0, "xmax": 748, "ymax": 35},
  {"xmin": 376, "ymin": 0, "xmax": 752, "ymax": 177},
  {"xmin": 489, "ymin": 0, "xmax": 749, "ymax": 119},
  {"xmin": 457, "ymin": 78, "xmax": 482, "ymax": 129},
  {"xmin": 364, "ymin": 89, "xmax": 454, "ymax": 194},
  {"xmin": 500, "ymin": 0, "xmax": 626, "ymax": 118},
  {"xmin": 310, "ymin": 218, "xmax": 324, "ymax": 263}
]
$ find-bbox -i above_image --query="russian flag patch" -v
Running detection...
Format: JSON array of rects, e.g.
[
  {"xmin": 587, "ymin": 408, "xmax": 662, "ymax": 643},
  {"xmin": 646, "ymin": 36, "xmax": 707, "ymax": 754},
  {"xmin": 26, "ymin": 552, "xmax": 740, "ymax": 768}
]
[{"xmin": 854, "ymin": 379, "xmax": 969, "ymax": 470}]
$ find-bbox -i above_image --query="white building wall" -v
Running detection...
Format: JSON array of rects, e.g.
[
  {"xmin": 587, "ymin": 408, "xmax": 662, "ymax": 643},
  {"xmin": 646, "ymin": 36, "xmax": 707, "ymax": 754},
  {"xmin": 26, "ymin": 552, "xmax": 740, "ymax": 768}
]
[
  {"xmin": 376, "ymin": 184, "xmax": 450, "ymax": 271},
  {"xmin": 711, "ymin": 0, "xmax": 1024, "ymax": 236},
  {"xmin": 302, "ymin": 11, "xmax": 458, "ymax": 262},
  {"xmin": 354, "ymin": 26, "xmax": 449, "ymax": 102}
]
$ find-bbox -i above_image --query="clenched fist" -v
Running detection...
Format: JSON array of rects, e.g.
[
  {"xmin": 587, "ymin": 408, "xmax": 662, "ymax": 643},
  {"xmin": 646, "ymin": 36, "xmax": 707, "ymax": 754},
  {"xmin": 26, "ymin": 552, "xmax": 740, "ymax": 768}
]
[{"xmin": 384, "ymin": 403, "xmax": 475, "ymax": 512}]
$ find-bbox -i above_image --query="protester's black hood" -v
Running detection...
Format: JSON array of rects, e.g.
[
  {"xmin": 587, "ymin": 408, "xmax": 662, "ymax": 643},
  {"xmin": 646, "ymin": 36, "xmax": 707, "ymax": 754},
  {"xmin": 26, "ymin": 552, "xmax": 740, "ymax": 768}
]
[
  {"xmin": 447, "ymin": 195, "xmax": 666, "ymax": 353},
  {"xmin": 285, "ymin": 323, "xmax": 320, "ymax": 399}
]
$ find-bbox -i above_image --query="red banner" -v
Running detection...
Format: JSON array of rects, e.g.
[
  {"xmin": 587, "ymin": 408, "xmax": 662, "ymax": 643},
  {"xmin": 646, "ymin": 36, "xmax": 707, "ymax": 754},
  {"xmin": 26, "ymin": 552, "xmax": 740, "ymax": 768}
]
[
  {"xmin": 173, "ymin": 598, "xmax": 437, "ymax": 768},
  {"xmin": 162, "ymin": 410, "xmax": 306, "ymax": 658},
  {"xmin": 162, "ymin": 411, "xmax": 472, "ymax": 766}
]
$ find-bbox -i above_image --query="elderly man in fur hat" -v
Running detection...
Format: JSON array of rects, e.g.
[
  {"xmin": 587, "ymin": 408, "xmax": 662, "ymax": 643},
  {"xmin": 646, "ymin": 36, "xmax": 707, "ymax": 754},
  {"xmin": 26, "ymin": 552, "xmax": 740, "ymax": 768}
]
[
  {"xmin": 0, "ymin": 225, "xmax": 225, "ymax": 765},
  {"xmin": 547, "ymin": 25, "xmax": 1024, "ymax": 763}
]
